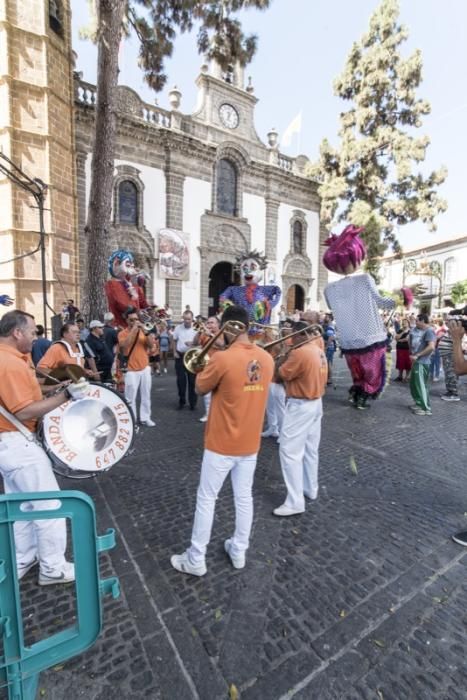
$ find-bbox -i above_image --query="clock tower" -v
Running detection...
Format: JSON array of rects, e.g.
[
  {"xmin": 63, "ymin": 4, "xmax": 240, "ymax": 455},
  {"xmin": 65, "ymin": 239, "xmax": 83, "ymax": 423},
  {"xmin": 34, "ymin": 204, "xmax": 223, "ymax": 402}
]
[{"xmin": 191, "ymin": 59, "xmax": 263, "ymax": 146}]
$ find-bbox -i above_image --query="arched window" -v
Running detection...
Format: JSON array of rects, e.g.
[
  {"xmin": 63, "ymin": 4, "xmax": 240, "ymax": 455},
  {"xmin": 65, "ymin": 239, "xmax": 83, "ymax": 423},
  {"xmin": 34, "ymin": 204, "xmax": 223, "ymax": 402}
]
[
  {"xmin": 293, "ymin": 220, "xmax": 303, "ymax": 254},
  {"xmin": 216, "ymin": 159, "xmax": 237, "ymax": 216},
  {"xmin": 444, "ymin": 257, "xmax": 457, "ymax": 285},
  {"xmin": 49, "ymin": 0, "xmax": 64, "ymax": 36},
  {"xmin": 118, "ymin": 180, "xmax": 138, "ymax": 225}
]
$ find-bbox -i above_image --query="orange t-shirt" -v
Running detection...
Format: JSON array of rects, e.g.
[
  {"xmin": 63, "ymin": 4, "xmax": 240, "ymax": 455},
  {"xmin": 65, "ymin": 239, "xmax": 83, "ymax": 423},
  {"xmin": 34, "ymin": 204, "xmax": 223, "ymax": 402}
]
[
  {"xmin": 0, "ymin": 345, "xmax": 43, "ymax": 433},
  {"xmin": 118, "ymin": 329, "xmax": 149, "ymax": 371},
  {"xmin": 196, "ymin": 341, "xmax": 273, "ymax": 456},
  {"xmin": 278, "ymin": 342, "xmax": 328, "ymax": 399},
  {"xmin": 38, "ymin": 342, "xmax": 84, "ymax": 370}
]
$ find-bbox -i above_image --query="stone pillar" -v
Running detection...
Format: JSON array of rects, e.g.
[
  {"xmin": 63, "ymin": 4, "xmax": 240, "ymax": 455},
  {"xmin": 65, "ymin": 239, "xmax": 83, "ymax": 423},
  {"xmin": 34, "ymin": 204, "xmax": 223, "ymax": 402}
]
[
  {"xmin": 164, "ymin": 168, "xmax": 185, "ymax": 317},
  {"xmin": 265, "ymin": 197, "xmax": 280, "ymax": 262}
]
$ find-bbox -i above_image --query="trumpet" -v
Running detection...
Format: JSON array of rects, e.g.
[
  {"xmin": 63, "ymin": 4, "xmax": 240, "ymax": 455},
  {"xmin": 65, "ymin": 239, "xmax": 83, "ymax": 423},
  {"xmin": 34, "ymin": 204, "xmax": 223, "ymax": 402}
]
[
  {"xmin": 184, "ymin": 320, "xmax": 246, "ymax": 374},
  {"xmin": 138, "ymin": 310, "xmax": 162, "ymax": 334},
  {"xmin": 262, "ymin": 323, "xmax": 323, "ymax": 358},
  {"xmin": 193, "ymin": 320, "xmax": 207, "ymax": 333}
]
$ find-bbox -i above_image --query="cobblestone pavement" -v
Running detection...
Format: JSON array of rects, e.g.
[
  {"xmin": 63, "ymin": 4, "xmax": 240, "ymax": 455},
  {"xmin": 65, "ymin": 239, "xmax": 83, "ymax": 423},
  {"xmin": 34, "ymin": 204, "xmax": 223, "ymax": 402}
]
[{"xmin": 3, "ymin": 358, "xmax": 467, "ymax": 699}]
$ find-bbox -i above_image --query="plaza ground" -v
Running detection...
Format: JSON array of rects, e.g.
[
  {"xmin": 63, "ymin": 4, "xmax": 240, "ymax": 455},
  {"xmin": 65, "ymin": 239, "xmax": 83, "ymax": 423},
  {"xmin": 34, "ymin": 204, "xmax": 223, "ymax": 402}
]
[{"xmin": 4, "ymin": 357, "xmax": 467, "ymax": 699}]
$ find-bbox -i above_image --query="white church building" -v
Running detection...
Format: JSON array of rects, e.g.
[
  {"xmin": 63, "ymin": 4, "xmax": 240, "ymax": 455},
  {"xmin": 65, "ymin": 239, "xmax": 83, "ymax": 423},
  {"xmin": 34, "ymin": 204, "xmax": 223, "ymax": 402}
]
[{"xmin": 75, "ymin": 61, "xmax": 326, "ymax": 318}]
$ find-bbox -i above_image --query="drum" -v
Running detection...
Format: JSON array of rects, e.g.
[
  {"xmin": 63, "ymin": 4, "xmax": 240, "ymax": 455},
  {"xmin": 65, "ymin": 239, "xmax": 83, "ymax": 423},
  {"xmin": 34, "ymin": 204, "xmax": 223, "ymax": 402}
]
[{"xmin": 39, "ymin": 383, "xmax": 135, "ymax": 479}]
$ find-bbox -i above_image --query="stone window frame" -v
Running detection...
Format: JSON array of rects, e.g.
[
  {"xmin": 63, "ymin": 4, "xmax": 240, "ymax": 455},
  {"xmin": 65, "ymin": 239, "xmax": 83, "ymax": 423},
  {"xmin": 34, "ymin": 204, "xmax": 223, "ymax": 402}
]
[
  {"xmin": 444, "ymin": 256, "xmax": 457, "ymax": 286},
  {"xmin": 289, "ymin": 210, "xmax": 308, "ymax": 255},
  {"xmin": 113, "ymin": 165, "xmax": 145, "ymax": 231},
  {"xmin": 49, "ymin": 0, "xmax": 64, "ymax": 37},
  {"xmin": 211, "ymin": 144, "xmax": 249, "ymax": 219}
]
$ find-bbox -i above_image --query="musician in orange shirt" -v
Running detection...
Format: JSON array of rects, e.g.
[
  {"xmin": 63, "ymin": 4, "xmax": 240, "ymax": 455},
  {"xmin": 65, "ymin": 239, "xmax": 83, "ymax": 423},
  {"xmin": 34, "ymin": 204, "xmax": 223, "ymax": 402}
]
[
  {"xmin": 273, "ymin": 321, "xmax": 328, "ymax": 517},
  {"xmin": 118, "ymin": 309, "xmax": 156, "ymax": 427},
  {"xmin": 0, "ymin": 310, "xmax": 88, "ymax": 584},
  {"xmin": 171, "ymin": 305, "xmax": 273, "ymax": 576}
]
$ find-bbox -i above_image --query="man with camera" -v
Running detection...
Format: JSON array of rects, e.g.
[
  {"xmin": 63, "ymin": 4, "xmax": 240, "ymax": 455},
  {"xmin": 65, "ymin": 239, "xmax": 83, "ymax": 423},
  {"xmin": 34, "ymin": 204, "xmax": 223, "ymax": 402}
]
[{"xmin": 448, "ymin": 315, "xmax": 467, "ymax": 546}]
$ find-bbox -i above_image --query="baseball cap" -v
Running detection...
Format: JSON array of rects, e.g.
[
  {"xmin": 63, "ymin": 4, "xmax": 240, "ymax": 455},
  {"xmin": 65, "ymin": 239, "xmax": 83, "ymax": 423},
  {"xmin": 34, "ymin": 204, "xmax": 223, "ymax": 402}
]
[{"xmin": 89, "ymin": 320, "xmax": 104, "ymax": 329}]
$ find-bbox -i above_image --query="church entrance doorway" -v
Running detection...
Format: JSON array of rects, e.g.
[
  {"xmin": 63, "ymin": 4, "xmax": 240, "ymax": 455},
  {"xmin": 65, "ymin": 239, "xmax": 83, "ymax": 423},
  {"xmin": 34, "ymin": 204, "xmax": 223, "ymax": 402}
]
[
  {"xmin": 208, "ymin": 261, "xmax": 240, "ymax": 316},
  {"xmin": 286, "ymin": 284, "xmax": 305, "ymax": 313}
]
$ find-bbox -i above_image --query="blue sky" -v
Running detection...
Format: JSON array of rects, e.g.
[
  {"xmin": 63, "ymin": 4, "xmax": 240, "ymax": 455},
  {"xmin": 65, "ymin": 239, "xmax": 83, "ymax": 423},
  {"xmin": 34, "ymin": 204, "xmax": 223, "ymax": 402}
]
[{"xmin": 71, "ymin": 0, "xmax": 467, "ymax": 252}]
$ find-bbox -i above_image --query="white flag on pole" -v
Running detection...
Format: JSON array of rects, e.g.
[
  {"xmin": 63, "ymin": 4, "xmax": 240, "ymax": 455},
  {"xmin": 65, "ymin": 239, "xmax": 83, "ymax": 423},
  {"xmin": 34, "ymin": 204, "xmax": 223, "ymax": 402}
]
[{"xmin": 281, "ymin": 111, "xmax": 302, "ymax": 148}]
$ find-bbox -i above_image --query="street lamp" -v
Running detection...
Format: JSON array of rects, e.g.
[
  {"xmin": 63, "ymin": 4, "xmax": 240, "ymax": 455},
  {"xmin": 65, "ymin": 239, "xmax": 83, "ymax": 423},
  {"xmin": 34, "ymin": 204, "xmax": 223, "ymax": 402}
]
[{"xmin": 403, "ymin": 254, "xmax": 443, "ymax": 309}]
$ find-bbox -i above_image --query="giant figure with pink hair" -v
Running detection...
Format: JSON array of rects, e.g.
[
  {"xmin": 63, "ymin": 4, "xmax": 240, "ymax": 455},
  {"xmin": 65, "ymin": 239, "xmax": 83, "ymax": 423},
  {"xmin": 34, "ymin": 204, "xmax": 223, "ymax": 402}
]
[{"xmin": 323, "ymin": 225, "xmax": 412, "ymax": 409}]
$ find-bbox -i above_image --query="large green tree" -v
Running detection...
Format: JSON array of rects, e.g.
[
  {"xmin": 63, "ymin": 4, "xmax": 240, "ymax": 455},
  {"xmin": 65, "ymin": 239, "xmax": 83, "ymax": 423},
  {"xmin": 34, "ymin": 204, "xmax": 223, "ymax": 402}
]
[
  {"xmin": 309, "ymin": 0, "xmax": 447, "ymax": 275},
  {"xmin": 82, "ymin": 0, "xmax": 270, "ymax": 319}
]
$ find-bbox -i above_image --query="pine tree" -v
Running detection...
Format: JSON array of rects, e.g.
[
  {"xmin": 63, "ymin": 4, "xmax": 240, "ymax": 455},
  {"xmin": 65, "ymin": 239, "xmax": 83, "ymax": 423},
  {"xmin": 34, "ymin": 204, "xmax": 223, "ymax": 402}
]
[
  {"xmin": 309, "ymin": 0, "xmax": 447, "ymax": 259},
  {"xmin": 82, "ymin": 0, "xmax": 271, "ymax": 319},
  {"xmin": 360, "ymin": 215, "xmax": 386, "ymax": 283}
]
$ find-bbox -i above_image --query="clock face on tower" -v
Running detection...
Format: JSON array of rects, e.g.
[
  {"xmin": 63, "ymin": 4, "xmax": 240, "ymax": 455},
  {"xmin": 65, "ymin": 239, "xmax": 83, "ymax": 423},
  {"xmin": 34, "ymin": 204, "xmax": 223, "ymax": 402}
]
[{"xmin": 219, "ymin": 103, "xmax": 239, "ymax": 129}]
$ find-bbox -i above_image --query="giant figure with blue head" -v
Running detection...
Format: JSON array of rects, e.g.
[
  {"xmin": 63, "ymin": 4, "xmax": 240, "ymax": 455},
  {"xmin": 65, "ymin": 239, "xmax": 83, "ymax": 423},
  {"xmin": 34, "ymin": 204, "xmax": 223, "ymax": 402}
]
[{"xmin": 104, "ymin": 249, "xmax": 149, "ymax": 327}]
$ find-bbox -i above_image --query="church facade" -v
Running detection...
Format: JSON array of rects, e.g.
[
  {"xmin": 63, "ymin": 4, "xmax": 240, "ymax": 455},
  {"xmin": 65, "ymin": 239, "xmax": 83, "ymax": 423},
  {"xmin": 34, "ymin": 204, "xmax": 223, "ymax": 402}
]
[
  {"xmin": 75, "ymin": 62, "xmax": 326, "ymax": 318},
  {"xmin": 1, "ymin": 0, "xmax": 326, "ymax": 324}
]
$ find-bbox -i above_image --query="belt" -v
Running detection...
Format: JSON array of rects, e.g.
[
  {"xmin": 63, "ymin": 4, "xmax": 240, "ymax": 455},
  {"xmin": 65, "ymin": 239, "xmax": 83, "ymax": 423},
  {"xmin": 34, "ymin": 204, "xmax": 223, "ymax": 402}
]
[{"xmin": 287, "ymin": 396, "xmax": 319, "ymax": 401}]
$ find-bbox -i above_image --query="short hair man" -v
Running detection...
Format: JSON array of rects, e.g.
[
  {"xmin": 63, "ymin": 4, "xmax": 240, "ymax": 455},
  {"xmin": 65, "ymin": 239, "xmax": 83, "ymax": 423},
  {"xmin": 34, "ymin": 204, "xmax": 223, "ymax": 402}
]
[
  {"xmin": 171, "ymin": 310, "xmax": 198, "ymax": 410},
  {"xmin": 171, "ymin": 305, "xmax": 273, "ymax": 575},
  {"xmin": 448, "ymin": 319, "xmax": 467, "ymax": 546},
  {"xmin": 409, "ymin": 314, "xmax": 436, "ymax": 416},
  {"xmin": 0, "ymin": 310, "xmax": 83, "ymax": 584},
  {"xmin": 31, "ymin": 324, "xmax": 51, "ymax": 366},
  {"xmin": 118, "ymin": 309, "xmax": 156, "ymax": 427},
  {"xmin": 85, "ymin": 320, "xmax": 114, "ymax": 383},
  {"xmin": 273, "ymin": 321, "xmax": 328, "ymax": 516}
]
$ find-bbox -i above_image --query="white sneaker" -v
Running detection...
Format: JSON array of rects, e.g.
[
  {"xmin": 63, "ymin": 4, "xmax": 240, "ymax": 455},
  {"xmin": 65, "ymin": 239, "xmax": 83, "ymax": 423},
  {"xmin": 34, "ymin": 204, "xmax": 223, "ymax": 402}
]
[
  {"xmin": 141, "ymin": 419, "xmax": 156, "ymax": 427},
  {"xmin": 273, "ymin": 504, "xmax": 305, "ymax": 517},
  {"xmin": 224, "ymin": 539, "xmax": 246, "ymax": 569},
  {"xmin": 304, "ymin": 487, "xmax": 318, "ymax": 501},
  {"xmin": 39, "ymin": 561, "xmax": 75, "ymax": 586},
  {"xmin": 199, "ymin": 415, "xmax": 208, "ymax": 423},
  {"xmin": 170, "ymin": 552, "xmax": 207, "ymax": 576},
  {"xmin": 18, "ymin": 557, "xmax": 39, "ymax": 580},
  {"xmin": 163, "ymin": 368, "xmax": 168, "ymax": 374},
  {"xmin": 262, "ymin": 429, "xmax": 279, "ymax": 438}
]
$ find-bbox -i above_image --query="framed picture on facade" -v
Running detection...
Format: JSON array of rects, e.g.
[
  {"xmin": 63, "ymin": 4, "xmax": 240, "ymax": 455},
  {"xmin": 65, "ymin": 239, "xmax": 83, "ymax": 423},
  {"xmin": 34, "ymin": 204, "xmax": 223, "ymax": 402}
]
[{"xmin": 158, "ymin": 228, "xmax": 190, "ymax": 280}]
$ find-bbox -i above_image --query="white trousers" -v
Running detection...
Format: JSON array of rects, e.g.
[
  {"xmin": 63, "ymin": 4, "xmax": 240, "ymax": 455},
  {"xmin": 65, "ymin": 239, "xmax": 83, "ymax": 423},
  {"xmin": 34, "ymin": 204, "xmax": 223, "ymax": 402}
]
[
  {"xmin": 279, "ymin": 398, "xmax": 323, "ymax": 511},
  {"xmin": 124, "ymin": 366, "xmax": 152, "ymax": 422},
  {"xmin": 188, "ymin": 449, "xmax": 257, "ymax": 565},
  {"xmin": 0, "ymin": 432, "xmax": 67, "ymax": 575},
  {"xmin": 265, "ymin": 383, "xmax": 286, "ymax": 434}
]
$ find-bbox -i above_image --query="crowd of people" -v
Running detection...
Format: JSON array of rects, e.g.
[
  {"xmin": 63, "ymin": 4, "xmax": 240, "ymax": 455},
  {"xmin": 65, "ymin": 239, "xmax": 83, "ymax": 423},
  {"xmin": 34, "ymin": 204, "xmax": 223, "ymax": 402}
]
[{"xmin": 1, "ymin": 294, "xmax": 467, "ymax": 586}]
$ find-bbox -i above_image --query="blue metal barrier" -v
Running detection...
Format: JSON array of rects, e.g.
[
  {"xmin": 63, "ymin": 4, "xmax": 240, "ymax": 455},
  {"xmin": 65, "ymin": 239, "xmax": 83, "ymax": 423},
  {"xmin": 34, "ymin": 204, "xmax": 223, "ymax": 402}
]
[{"xmin": 0, "ymin": 490, "xmax": 120, "ymax": 699}]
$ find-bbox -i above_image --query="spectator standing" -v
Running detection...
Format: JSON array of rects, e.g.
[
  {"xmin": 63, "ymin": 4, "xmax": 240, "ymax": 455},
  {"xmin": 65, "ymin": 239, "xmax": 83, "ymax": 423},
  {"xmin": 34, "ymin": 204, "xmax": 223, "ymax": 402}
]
[
  {"xmin": 394, "ymin": 317, "xmax": 412, "ymax": 382},
  {"xmin": 158, "ymin": 322, "xmax": 171, "ymax": 373},
  {"xmin": 172, "ymin": 311, "xmax": 197, "ymax": 410},
  {"xmin": 103, "ymin": 312, "xmax": 119, "ymax": 353},
  {"xmin": 84, "ymin": 321, "xmax": 114, "ymax": 383},
  {"xmin": 408, "ymin": 314, "xmax": 436, "ymax": 416},
  {"xmin": 31, "ymin": 324, "xmax": 51, "ymax": 366},
  {"xmin": 77, "ymin": 318, "xmax": 89, "ymax": 342},
  {"xmin": 65, "ymin": 299, "xmax": 80, "ymax": 323},
  {"xmin": 438, "ymin": 321, "xmax": 460, "ymax": 402}
]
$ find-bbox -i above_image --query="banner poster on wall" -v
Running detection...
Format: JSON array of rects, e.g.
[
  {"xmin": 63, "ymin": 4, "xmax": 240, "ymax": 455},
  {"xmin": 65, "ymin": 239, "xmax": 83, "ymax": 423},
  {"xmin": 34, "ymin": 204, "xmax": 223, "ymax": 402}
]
[{"xmin": 158, "ymin": 228, "xmax": 190, "ymax": 281}]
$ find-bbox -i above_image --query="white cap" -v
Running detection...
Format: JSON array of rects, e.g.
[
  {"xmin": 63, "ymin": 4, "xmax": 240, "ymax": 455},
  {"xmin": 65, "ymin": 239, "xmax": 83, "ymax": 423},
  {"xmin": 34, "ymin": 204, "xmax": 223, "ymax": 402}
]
[
  {"xmin": 103, "ymin": 312, "xmax": 114, "ymax": 322},
  {"xmin": 89, "ymin": 320, "xmax": 104, "ymax": 329}
]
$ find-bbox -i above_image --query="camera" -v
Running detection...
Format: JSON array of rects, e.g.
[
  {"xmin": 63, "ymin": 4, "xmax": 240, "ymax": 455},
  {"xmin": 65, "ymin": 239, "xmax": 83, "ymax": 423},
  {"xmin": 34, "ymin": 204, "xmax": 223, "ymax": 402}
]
[{"xmin": 448, "ymin": 307, "xmax": 467, "ymax": 331}]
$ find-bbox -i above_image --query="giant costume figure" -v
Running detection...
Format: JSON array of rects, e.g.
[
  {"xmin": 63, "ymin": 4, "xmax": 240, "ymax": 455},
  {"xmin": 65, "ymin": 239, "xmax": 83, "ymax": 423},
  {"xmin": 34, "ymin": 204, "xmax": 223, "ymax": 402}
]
[
  {"xmin": 104, "ymin": 249, "xmax": 149, "ymax": 328},
  {"xmin": 219, "ymin": 250, "xmax": 281, "ymax": 332},
  {"xmin": 323, "ymin": 225, "xmax": 413, "ymax": 410}
]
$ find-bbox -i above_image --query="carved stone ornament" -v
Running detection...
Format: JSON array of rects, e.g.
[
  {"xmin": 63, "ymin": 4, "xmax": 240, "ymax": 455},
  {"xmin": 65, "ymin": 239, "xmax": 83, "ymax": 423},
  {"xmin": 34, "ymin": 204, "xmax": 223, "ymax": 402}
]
[{"xmin": 116, "ymin": 86, "xmax": 143, "ymax": 117}]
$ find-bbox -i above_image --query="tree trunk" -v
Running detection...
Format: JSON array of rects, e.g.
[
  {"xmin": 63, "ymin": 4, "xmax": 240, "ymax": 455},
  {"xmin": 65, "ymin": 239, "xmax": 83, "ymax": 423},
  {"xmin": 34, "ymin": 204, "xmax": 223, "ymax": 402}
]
[{"xmin": 82, "ymin": 0, "xmax": 126, "ymax": 320}]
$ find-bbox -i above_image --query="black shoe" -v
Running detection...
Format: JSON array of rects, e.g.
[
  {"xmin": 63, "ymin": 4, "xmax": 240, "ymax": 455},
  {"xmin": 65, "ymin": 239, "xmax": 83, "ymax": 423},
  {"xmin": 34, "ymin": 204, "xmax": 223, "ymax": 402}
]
[
  {"xmin": 177, "ymin": 403, "xmax": 185, "ymax": 410},
  {"xmin": 394, "ymin": 376, "xmax": 403, "ymax": 382},
  {"xmin": 189, "ymin": 405, "xmax": 196, "ymax": 411},
  {"xmin": 452, "ymin": 531, "xmax": 467, "ymax": 546}
]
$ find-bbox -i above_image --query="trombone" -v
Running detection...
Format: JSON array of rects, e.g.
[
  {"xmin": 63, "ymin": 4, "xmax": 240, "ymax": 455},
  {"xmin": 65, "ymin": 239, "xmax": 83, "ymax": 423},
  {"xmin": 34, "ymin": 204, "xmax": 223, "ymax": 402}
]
[
  {"xmin": 183, "ymin": 320, "xmax": 246, "ymax": 374},
  {"xmin": 262, "ymin": 323, "xmax": 323, "ymax": 359}
]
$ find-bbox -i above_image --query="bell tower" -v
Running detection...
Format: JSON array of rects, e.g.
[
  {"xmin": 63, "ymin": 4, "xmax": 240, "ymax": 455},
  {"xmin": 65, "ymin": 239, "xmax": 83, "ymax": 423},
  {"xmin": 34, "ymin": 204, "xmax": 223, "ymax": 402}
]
[{"xmin": 0, "ymin": 0, "xmax": 79, "ymax": 328}]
